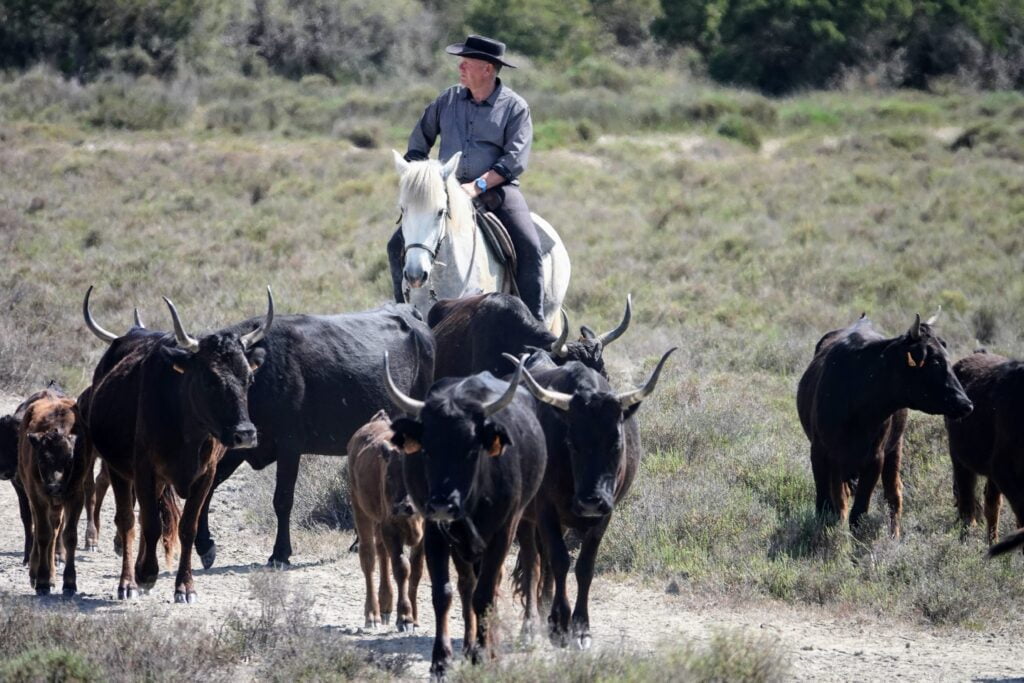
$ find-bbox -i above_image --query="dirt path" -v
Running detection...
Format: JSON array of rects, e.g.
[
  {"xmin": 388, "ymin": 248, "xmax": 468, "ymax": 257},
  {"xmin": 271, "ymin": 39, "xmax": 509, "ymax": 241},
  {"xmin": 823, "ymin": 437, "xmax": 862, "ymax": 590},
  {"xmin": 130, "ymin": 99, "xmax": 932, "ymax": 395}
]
[{"xmin": 2, "ymin": 392, "xmax": 1023, "ymax": 680}]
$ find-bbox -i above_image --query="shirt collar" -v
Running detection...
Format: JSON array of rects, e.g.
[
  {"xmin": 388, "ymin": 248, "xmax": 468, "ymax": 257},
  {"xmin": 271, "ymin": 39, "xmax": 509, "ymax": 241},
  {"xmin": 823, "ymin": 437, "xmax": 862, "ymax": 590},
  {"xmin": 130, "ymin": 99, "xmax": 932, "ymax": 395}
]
[{"xmin": 462, "ymin": 78, "xmax": 503, "ymax": 105}]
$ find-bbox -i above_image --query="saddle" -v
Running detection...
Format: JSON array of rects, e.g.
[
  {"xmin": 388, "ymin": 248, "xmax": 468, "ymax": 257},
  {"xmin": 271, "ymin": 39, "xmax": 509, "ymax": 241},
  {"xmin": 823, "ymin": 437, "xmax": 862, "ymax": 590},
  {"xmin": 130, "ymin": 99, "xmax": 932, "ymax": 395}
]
[{"xmin": 473, "ymin": 208, "xmax": 555, "ymax": 297}]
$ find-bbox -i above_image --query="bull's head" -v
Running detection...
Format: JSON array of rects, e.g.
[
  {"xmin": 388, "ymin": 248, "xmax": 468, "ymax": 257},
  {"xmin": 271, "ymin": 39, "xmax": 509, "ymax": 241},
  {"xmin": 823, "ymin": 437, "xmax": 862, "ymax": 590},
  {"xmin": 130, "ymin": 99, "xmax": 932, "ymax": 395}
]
[
  {"xmin": 549, "ymin": 295, "xmax": 633, "ymax": 377},
  {"xmin": 83, "ymin": 285, "xmax": 147, "ymax": 343},
  {"xmin": 386, "ymin": 352, "xmax": 525, "ymax": 523},
  {"xmin": 24, "ymin": 402, "xmax": 81, "ymax": 500},
  {"xmin": 160, "ymin": 288, "xmax": 274, "ymax": 449},
  {"xmin": 518, "ymin": 347, "xmax": 676, "ymax": 518},
  {"xmin": 894, "ymin": 308, "xmax": 972, "ymax": 419}
]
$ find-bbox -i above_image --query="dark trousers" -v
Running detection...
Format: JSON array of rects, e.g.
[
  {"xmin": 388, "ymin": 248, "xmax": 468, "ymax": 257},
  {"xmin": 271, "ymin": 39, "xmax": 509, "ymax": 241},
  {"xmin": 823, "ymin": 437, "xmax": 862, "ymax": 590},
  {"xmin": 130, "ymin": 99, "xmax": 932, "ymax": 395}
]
[{"xmin": 387, "ymin": 184, "xmax": 545, "ymax": 320}]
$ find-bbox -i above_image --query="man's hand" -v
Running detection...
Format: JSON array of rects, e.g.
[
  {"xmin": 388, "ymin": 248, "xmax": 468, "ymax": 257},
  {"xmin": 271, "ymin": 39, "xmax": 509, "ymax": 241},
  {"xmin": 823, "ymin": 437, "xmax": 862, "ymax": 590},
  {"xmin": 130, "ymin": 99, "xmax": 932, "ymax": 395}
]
[{"xmin": 460, "ymin": 181, "xmax": 482, "ymax": 198}]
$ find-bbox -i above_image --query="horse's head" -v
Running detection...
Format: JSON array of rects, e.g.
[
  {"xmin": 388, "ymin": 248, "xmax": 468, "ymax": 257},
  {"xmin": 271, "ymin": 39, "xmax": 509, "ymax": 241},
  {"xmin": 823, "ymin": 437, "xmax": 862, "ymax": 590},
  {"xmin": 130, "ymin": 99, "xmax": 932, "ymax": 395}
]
[{"xmin": 393, "ymin": 150, "xmax": 462, "ymax": 289}]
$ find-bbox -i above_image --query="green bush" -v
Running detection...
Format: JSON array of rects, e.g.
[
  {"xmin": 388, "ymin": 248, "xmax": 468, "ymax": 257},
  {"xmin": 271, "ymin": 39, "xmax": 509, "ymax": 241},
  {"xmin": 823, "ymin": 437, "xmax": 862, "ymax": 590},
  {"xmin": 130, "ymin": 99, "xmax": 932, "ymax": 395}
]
[
  {"xmin": 717, "ymin": 115, "xmax": 761, "ymax": 150},
  {"xmin": 466, "ymin": 0, "xmax": 601, "ymax": 62},
  {"xmin": 83, "ymin": 76, "xmax": 194, "ymax": 130},
  {"xmin": 0, "ymin": 647, "xmax": 101, "ymax": 683}
]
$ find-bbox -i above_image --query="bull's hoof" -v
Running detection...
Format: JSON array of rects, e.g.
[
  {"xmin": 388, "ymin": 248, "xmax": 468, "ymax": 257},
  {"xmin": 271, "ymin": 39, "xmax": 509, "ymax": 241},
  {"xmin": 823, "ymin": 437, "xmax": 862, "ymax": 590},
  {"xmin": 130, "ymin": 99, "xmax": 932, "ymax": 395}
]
[
  {"xmin": 267, "ymin": 557, "xmax": 290, "ymax": 569},
  {"xmin": 381, "ymin": 612, "xmax": 391, "ymax": 626},
  {"xmin": 117, "ymin": 585, "xmax": 138, "ymax": 600},
  {"xmin": 137, "ymin": 577, "xmax": 157, "ymax": 591},
  {"xmin": 199, "ymin": 542, "xmax": 217, "ymax": 570},
  {"xmin": 575, "ymin": 632, "xmax": 592, "ymax": 650},
  {"xmin": 62, "ymin": 585, "xmax": 77, "ymax": 597},
  {"xmin": 85, "ymin": 544, "xmax": 98, "ymax": 553},
  {"xmin": 348, "ymin": 538, "xmax": 359, "ymax": 553},
  {"xmin": 35, "ymin": 584, "xmax": 52, "ymax": 596},
  {"xmin": 396, "ymin": 618, "xmax": 416, "ymax": 633},
  {"xmin": 548, "ymin": 628, "xmax": 569, "ymax": 648},
  {"xmin": 365, "ymin": 616, "xmax": 379, "ymax": 628}
]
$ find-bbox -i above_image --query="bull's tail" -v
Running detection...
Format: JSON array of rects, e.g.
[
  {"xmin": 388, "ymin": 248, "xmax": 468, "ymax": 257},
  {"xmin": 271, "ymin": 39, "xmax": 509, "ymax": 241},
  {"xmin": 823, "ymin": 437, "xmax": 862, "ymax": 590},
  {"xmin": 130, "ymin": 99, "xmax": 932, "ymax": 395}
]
[
  {"xmin": 511, "ymin": 553, "xmax": 528, "ymax": 607},
  {"xmin": 159, "ymin": 487, "xmax": 182, "ymax": 565},
  {"xmin": 988, "ymin": 529, "xmax": 1024, "ymax": 558}
]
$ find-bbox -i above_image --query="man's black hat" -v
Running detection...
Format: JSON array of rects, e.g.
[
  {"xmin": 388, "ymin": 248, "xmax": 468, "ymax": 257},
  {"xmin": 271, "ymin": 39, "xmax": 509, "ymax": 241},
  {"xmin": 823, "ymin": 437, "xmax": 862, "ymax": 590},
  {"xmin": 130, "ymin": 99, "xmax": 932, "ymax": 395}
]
[{"xmin": 445, "ymin": 34, "xmax": 517, "ymax": 68}]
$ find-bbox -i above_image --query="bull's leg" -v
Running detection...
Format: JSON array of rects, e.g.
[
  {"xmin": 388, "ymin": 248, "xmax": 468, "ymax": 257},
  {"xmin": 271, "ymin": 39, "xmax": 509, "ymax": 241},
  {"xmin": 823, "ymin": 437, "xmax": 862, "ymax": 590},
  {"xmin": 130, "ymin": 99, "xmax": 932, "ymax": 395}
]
[
  {"xmin": 354, "ymin": 504, "xmax": 381, "ymax": 628},
  {"xmin": 983, "ymin": 479, "xmax": 1002, "ymax": 545},
  {"xmin": 133, "ymin": 469, "xmax": 162, "ymax": 591},
  {"xmin": 409, "ymin": 538, "xmax": 424, "ymax": 628},
  {"xmin": 452, "ymin": 552, "xmax": 478, "ymax": 660},
  {"xmin": 882, "ymin": 438, "xmax": 905, "ymax": 539},
  {"xmin": 424, "ymin": 524, "xmax": 454, "ymax": 678},
  {"xmin": 571, "ymin": 516, "xmax": 612, "ymax": 650},
  {"xmin": 810, "ymin": 444, "xmax": 836, "ymax": 519},
  {"xmin": 383, "ymin": 523, "xmax": 413, "ymax": 631},
  {"xmin": 515, "ymin": 521, "xmax": 542, "ymax": 639},
  {"xmin": 849, "ymin": 455, "xmax": 882, "ymax": 534},
  {"xmin": 174, "ymin": 464, "xmax": 218, "ymax": 604},
  {"xmin": 376, "ymin": 527, "xmax": 394, "ymax": 625},
  {"xmin": 109, "ymin": 470, "xmax": 137, "ymax": 599},
  {"xmin": 538, "ymin": 506, "xmax": 571, "ymax": 646},
  {"xmin": 471, "ymin": 520, "xmax": 519, "ymax": 664},
  {"xmin": 27, "ymin": 494, "xmax": 47, "ymax": 592},
  {"xmin": 269, "ymin": 451, "xmax": 301, "ymax": 566},
  {"xmin": 828, "ymin": 466, "xmax": 850, "ymax": 527},
  {"xmin": 951, "ymin": 460, "xmax": 980, "ymax": 537},
  {"xmin": 195, "ymin": 448, "xmax": 246, "ymax": 569},
  {"xmin": 92, "ymin": 462, "xmax": 110, "ymax": 552},
  {"xmin": 60, "ymin": 484, "xmax": 87, "ymax": 596},
  {"xmin": 14, "ymin": 479, "xmax": 32, "ymax": 564}
]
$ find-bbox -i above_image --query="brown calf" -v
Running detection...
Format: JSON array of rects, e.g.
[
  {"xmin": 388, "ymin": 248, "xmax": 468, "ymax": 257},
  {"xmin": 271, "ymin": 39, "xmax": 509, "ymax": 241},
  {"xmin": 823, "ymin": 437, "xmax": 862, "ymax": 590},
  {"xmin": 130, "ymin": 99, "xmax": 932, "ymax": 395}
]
[
  {"xmin": 347, "ymin": 410, "xmax": 424, "ymax": 631},
  {"xmin": 17, "ymin": 389, "xmax": 91, "ymax": 595}
]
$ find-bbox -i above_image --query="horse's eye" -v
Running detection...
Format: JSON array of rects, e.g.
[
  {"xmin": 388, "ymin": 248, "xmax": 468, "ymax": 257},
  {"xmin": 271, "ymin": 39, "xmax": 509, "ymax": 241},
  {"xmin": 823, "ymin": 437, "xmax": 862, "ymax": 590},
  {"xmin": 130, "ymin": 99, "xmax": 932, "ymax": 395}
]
[{"xmin": 436, "ymin": 209, "xmax": 445, "ymax": 219}]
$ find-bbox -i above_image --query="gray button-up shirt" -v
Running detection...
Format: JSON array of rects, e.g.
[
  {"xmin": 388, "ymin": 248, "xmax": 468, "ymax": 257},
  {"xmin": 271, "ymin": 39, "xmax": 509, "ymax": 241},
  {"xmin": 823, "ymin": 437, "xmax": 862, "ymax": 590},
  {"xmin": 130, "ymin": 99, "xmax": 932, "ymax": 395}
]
[{"xmin": 405, "ymin": 79, "xmax": 532, "ymax": 184}]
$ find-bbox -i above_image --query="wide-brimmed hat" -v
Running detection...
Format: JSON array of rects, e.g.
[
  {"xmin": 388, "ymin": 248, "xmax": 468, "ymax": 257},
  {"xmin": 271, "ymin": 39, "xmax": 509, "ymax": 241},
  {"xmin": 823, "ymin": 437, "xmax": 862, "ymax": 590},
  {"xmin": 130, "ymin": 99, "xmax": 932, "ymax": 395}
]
[{"xmin": 445, "ymin": 34, "xmax": 517, "ymax": 68}]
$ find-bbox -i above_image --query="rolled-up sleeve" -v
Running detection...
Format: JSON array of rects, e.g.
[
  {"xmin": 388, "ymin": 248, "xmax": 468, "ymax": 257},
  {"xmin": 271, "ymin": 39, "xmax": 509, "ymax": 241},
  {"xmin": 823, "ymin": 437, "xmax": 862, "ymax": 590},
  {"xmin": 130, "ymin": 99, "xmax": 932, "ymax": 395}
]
[
  {"xmin": 493, "ymin": 104, "xmax": 532, "ymax": 180},
  {"xmin": 405, "ymin": 97, "xmax": 441, "ymax": 162}
]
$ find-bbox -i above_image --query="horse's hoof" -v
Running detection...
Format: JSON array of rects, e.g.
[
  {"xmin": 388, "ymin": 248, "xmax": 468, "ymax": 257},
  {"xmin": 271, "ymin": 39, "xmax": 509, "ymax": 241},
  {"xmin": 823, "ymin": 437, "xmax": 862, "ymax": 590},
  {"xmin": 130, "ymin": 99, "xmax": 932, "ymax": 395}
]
[
  {"xmin": 381, "ymin": 612, "xmax": 391, "ymax": 626},
  {"xmin": 199, "ymin": 543, "xmax": 217, "ymax": 570},
  {"xmin": 267, "ymin": 557, "xmax": 290, "ymax": 569}
]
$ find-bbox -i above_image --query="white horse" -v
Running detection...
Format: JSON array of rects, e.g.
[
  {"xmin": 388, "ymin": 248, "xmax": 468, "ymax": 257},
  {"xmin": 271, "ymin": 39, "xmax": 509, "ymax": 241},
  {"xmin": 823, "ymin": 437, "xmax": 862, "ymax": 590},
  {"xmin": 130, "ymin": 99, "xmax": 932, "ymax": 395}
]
[{"xmin": 392, "ymin": 150, "xmax": 571, "ymax": 334}]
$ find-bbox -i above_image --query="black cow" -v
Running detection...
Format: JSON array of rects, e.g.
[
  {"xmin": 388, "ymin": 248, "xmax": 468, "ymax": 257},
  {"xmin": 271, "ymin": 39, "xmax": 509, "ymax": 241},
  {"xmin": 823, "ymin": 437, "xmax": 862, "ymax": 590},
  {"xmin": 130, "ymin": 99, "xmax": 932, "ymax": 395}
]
[
  {"xmin": 797, "ymin": 311, "xmax": 973, "ymax": 537},
  {"xmin": 946, "ymin": 351, "xmax": 1024, "ymax": 545},
  {"xmin": 86, "ymin": 290, "xmax": 272, "ymax": 601},
  {"xmin": 428, "ymin": 292, "xmax": 631, "ymax": 379},
  {"xmin": 511, "ymin": 348, "xmax": 674, "ymax": 647},
  {"xmin": 194, "ymin": 303, "xmax": 435, "ymax": 568},
  {"xmin": 385, "ymin": 354, "xmax": 545, "ymax": 677}
]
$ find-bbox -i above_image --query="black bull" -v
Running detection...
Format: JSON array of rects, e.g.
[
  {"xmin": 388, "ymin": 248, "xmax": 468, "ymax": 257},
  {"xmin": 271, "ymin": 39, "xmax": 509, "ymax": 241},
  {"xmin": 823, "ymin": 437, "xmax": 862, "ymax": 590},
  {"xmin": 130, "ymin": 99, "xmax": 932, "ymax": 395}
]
[
  {"xmin": 386, "ymin": 355, "xmax": 546, "ymax": 678},
  {"xmin": 195, "ymin": 303, "xmax": 435, "ymax": 567}
]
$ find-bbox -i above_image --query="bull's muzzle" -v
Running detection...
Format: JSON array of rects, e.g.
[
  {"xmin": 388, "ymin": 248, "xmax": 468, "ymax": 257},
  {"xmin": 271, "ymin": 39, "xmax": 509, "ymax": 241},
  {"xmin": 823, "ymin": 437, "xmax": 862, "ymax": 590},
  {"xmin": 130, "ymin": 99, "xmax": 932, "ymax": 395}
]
[
  {"xmin": 228, "ymin": 423, "xmax": 258, "ymax": 449},
  {"xmin": 572, "ymin": 492, "xmax": 613, "ymax": 518},
  {"xmin": 948, "ymin": 396, "xmax": 974, "ymax": 420},
  {"xmin": 426, "ymin": 494, "xmax": 462, "ymax": 522},
  {"xmin": 391, "ymin": 497, "xmax": 417, "ymax": 519}
]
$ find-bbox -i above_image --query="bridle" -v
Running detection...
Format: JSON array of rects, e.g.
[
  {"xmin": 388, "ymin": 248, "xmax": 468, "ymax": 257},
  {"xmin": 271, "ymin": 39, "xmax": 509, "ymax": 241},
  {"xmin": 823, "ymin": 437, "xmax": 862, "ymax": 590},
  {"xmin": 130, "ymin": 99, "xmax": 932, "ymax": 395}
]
[{"xmin": 399, "ymin": 186, "xmax": 450, "ymax": 264}]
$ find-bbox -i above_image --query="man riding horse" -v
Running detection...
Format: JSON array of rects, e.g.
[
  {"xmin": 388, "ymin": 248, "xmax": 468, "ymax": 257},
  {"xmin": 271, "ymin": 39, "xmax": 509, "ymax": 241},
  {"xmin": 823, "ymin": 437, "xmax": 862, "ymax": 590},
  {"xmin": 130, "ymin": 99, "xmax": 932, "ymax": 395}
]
[{"xmin": 387, "ymin": 34, "xmax": 545, "ymax": 321}]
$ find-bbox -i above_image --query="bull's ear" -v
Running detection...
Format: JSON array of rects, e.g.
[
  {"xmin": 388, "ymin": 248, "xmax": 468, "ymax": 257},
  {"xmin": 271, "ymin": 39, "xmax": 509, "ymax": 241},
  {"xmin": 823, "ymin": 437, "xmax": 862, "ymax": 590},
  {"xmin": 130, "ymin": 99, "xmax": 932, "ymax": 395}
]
[
  {"xmin": 479, "ymin": 421, "xmax": 511, "ymax": 457},
  {"xmin": 27, "ymin": 433, "xmax": 43, "ymax": 449},
  {"xmin": 160, "ymin": 345, "xmax": 192, "ymax": 373},
  {"xmin": 246, "ymin": 346, "xmax": 267, "ymax": 372},
  {"xmin": 377, "ymin": 443, "xmax": 394, "ymax": 461},
  {"xmin": 390, "ymin": 417, "xmax": 423, "ymax": 455}
]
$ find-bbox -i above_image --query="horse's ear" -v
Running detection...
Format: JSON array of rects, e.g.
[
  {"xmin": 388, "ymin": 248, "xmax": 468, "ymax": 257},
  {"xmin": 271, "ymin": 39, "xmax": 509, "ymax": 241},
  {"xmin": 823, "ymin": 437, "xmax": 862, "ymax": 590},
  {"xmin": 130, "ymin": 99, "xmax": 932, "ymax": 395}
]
[
  {"xmin": 392, "ymin": 149, "xmax": 410, "ymax": 176},
  {"xmin": 441, "ymin": 152, "xmax": 461, "ymax": 181}
]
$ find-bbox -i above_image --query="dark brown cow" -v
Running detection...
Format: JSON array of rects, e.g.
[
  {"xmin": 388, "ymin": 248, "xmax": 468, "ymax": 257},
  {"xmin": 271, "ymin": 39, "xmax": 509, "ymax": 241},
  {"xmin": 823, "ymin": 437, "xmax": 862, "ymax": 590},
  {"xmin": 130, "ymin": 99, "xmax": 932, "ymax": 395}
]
[
  {"xmin": 17, "ymin": 388, "xmax": 90, "ymax": 595},
  {"xmin": 946, "ymin": 351, "xmax": 1024, "ymax": 545},
  {"xmin": 797, "ymin": 311, "xmax": 973, "ymax": 537},
  {"xmin": 86, "ymin": 291, "xmax": 272, "ymax": 602},
  {"xmin": 347, "ymin": 409, "xmax": 424, "ymax": 631}
]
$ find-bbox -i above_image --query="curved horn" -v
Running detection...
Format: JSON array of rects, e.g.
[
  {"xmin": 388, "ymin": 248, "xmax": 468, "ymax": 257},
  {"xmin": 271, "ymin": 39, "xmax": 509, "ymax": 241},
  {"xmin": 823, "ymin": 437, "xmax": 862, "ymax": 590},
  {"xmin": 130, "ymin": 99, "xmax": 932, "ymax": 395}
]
[
  {"xmin": 598, "ymin": 294, "xmax": 632, "ymax": 347},
  {"xmin": 482, "ymin": 354, "xmax": 526, "ymax": 417},
  {"xmin": 163, "ymin": 296, "xmax": 199, "ymax": 352},
  {"xmin": 617, "ymin": 347, "xmax": 677, "ymax": 410},
  {"xmin": 519, "ymin": 361, "xmax": 572, "ymax": 412},
  {"xmin": 925, "ymin": 305, "xmax": 942, "ymax": 326},
  {"xmin": 83, "ymin": 286, "xmax": 118, "ymax": 343},
  {"xmin": 133, "ymin": 308, "xmax": 145, "ymax": 329},
  {"xmin": 240, "ymin": 286, "xmax": 275, "ymax": 350},
  {"xmin": 384, "ymin": 351, "xmax": 424, "ymax": 417},
  {"xmin": 909, "ymin": 313, "xmax": 922, "ymax": 340},
  {"xmin": 551, "ymin": 309, "xmax": 570, "ymax": 358}
]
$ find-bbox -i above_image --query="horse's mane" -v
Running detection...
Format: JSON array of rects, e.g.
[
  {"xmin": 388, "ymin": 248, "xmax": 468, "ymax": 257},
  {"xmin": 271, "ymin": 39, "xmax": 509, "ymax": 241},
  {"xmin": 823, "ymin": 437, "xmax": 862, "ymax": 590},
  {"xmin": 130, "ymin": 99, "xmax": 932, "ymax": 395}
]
[{"xmin": 399, "ymin": 160, "xmax": 473, "ymax": 236}]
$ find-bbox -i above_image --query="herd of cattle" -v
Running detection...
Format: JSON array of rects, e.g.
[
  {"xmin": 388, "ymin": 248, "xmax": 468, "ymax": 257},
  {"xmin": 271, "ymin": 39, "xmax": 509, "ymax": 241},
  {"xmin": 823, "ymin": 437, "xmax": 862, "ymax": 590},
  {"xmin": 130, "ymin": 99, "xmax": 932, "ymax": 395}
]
[{"xmin": 2, "ymin": 288, "xmax": 1024, "ymax": 675}]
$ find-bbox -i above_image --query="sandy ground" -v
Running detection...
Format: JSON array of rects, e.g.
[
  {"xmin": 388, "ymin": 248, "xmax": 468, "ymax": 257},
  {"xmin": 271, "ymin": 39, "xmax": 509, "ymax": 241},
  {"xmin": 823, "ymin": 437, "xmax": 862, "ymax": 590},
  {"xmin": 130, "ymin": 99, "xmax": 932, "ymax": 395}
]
[{"xmin": 2, "ymin": 392, "xmax": 1023, "ymax": 681}]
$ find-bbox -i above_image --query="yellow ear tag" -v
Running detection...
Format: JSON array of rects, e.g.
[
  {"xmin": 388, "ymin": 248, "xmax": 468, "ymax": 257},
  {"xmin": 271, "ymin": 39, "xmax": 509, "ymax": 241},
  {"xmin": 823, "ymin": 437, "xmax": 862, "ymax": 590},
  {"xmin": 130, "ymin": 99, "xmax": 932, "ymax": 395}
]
[
  {"xmin": 173, "ymin": 364, "xmax": 186, "ymax": 374},
  {"xmin": 487, "ymin": 435, "xmax": 503, "ymax": 457},
  {"xmin": 402, "ymin": 437, "xmax": 421, "ymax": 455}
]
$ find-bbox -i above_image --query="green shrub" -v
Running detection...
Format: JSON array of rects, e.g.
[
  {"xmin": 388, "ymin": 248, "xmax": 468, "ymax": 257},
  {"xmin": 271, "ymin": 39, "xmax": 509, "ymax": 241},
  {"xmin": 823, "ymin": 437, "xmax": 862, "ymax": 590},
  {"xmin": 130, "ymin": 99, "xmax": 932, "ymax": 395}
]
[
  {"xmin": 83, "ymin": 76, "xmax": 193, "ymax": 130},
  {"xmin": 717, "ymin": 115, "xmax": 761, "ymax": 150},
  {"xmin": 0, "ymin": 647, "xmax": 101, "ymax": 683},
  {"xmin": 466, "ymin": 0, "xmax": 601, "ymax": 62}
]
